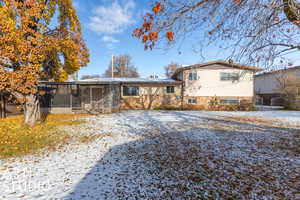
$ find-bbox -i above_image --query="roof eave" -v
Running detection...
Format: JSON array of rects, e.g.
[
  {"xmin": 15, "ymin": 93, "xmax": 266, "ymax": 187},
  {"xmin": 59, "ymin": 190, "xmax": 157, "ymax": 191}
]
[
  {"xmin": 172, "ymin": 61, "xmax": 262, "ymax": 76},
  {"xmin": 121, "ymin": 81, "xmax": 182, "ymax": 85}
]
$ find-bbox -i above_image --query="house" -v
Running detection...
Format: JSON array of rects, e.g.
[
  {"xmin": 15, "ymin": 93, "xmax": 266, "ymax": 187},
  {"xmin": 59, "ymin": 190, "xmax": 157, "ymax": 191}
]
[
  {"xmin": 172, "ymin": 60, "xmax": 261, "ymax": 109},
  {"xmin": 117, "ymin": 78, "xmax": 182, "ymax": 110},
  {"xmin": 255, "ymin": 66, "xmax": 300, "ymax": 108},
  {"xmin": 39, "ymin": 80, "xmax": 121, "ymax": 114},
  {"xmin": 37, "ymin": 60, "xmax": 261, "ymax": 114},
  {"xmin": 39, "ymin": 78, "xmax": 182, "ymax": 114}
]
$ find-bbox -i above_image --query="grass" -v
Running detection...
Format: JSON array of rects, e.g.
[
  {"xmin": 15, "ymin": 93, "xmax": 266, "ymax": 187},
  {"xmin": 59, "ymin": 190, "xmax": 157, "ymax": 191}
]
[{"xmin": 0, "ymin": 114, "xmax": 87, "ymax": 159}]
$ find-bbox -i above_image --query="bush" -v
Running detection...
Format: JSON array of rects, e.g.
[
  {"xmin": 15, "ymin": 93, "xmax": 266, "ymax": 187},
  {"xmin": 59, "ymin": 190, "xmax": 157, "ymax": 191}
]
[
  {"xmin": 208, "ymin": 97, "xmax": 256, "ymax": 111},
  {"xmin": 154, "ymin": 106, "xmax": 183, "ymax": 111}
]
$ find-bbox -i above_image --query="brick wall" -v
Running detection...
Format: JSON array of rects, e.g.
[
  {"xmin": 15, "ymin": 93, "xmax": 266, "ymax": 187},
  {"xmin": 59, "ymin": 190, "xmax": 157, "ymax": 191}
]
[
  {"xmin": 183, "ymin": 96, "xmax": 254, "ymax": 110},
  {"xmin": 121, "ymin": 95, "xmax": 182, "ymax": 110},
  {"xmin": 120, "ymin": 84, "xmax": 183, "ymax": 110}
]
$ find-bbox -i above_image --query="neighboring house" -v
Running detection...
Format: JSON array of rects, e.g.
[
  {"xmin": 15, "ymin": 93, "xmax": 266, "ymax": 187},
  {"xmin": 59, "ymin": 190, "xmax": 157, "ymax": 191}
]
[
  {"xmin": 37, "ymin": 60, "xmax": 261, "ymax": 114},
  {"xmin": 172, "ymin": 60, "xmax": 261, "ymax": 109},
  {"xmin": 255, "ymin": 66, "xmax": 300, "ymax": 107}
]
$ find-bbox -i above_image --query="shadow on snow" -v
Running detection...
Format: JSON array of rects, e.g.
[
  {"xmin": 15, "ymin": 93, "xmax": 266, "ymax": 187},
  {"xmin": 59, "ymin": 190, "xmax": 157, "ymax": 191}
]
[{"xmin": 64, "ymin": 111, "xmax": 299, "ymax": 200}]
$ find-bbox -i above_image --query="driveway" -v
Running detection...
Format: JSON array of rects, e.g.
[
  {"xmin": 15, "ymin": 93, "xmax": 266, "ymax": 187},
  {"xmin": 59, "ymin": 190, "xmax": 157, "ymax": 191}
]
[{"xmin": 1, "ymin": 111, "xmax": 299, "ymax": 199}]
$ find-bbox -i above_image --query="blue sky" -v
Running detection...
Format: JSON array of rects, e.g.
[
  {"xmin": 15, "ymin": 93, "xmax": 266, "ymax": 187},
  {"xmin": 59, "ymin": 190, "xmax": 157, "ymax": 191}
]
[
  {"xmin": 73, "ymin": 0, "xmax": 229, "ymax": 78},
  {"xmin": 73, "ymin": 0, "xmax": 300, "ymax": 78}
]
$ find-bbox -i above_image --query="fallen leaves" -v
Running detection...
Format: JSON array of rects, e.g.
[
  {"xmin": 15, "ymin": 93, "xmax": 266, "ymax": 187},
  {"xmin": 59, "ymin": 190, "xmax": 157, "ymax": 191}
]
[{"xmin": 0, "ymin": 114, "xmax": 85, "ymax": 159}]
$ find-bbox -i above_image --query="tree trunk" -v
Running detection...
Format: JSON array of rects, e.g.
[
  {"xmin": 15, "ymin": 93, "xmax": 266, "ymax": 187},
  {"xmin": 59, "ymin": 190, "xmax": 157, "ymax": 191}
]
[
  {"xmin": 0, "ymin": 93, "xmax": 5, "ymax": 118},
  {"xmin": 24, "ymin": 94, "xmax": 41, "ymax": 126}
]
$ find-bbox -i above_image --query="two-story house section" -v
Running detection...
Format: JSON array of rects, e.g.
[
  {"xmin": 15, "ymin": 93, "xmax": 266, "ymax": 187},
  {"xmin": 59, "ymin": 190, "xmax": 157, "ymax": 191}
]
[
  {"xmin": 255, "ymin": 66, "xmax": 300, "ymax": 106},
  {"xmin": 172, "ymin": 60, "xmax": 261, "ymax": 109}
]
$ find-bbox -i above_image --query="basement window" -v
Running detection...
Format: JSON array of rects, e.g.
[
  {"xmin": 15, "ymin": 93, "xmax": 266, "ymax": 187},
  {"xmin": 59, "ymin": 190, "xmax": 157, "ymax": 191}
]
[
  {"xmin": 166, "ymin": 86, "xmax": 175, "ymax": 94},
  {"xmin": 123, "ymin": 86, "xmax": 139, "ymax": 96},
  {"xmin": 188, "ymin": 98, "xmax": 197, "ymax": 104},
  {"xmin": 220, "ymin": 99, "xmax": 239, "ymax": 105}
]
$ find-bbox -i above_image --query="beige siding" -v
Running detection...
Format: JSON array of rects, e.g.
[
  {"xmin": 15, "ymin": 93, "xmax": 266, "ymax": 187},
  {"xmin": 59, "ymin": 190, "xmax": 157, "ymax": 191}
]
[
  {"xmin": 255, "ymin": 74, "xmax": 280, "ymax": 94},
  {"xmin": 255, "ymin": 69, "xmax": 300, "ymax": 94},
  {"xmin": 183, "ymin": 65, "xmax": 254, "ymax": 97}
]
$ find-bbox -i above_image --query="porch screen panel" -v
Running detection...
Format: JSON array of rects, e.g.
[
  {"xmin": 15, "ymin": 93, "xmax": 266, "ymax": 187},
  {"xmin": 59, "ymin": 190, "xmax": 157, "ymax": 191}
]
[
  {"xmin": 52, "ymin": 85, "xmax": 71, "ymax": 107},
  {"xmin": 80, "ymin": 86, "xmax": 91, "ymax": 104}
]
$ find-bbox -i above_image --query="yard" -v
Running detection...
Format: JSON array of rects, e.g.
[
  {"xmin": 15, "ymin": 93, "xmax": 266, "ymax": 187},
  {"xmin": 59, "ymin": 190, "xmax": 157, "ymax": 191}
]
[{"xmin": 0, "ymin": 110, "xmax": 299, "ymax": 199}]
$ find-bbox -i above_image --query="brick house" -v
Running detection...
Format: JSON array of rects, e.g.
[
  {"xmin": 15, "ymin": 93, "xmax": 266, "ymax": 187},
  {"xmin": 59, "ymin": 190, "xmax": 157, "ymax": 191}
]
[
  {"xmin": 36, "ymin": 60, "xmax": 261, "ymax": 114},
  {"xmin": 172, "ymin": 60, "xmax": 261, "ymax": 109}
]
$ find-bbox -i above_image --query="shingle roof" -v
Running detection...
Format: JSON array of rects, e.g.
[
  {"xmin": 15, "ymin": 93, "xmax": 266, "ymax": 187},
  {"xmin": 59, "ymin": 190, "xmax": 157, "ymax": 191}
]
[
  {"xmin": 77, "ymin": 77, "xmax": 182, "ymax": 84},
  {"xmin": 172, "ymin": 60, "xmax": 262, "ymax": 78},
  {"xmin": 255, "ymin": 66, "xmax": 300, "ymax": 77}
]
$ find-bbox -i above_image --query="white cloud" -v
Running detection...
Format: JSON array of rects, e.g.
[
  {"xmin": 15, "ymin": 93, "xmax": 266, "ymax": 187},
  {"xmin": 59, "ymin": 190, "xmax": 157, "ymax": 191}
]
[
  {"xmin": 102, "ymin": 36, "xmax": 119, "ymax": 43},
  {"xmin": 89, "ymin": 0, "xmax": 136, "ymax": 35}
]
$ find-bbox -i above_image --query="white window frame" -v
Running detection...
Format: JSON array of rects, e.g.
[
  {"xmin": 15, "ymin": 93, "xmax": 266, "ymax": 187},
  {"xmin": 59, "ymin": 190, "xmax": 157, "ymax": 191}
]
[
  {"xmin": 166, "ymin": 86, "xmax": 175, "ymax": 94},
  {"xmin": 220, "ymin": 99, "xmax": 240, "ymax": 105},
  {"xmin": 220, "ymin": 72, "xmax": 239, "ymax": 81},
  {"xmin": 188, "ymin": 72, "xmax": 198, "ymax": 80},
  {"xmin": 188, "ymin": 98, "xmax": 197, "ymax": 104},
  {"xmin": 123, "ymin": 86, "xmax": 140, "ymax": 97}
]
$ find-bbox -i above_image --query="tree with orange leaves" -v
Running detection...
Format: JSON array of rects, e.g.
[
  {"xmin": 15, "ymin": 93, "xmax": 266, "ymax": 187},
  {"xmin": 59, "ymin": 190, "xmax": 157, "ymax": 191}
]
[
  {"xmin": 0, "ymin": 0, "xmax": 89, "ymax": 125},
  {"xmin": 134, "ymin": 0, "xmax": 300, "ymax": 68}
]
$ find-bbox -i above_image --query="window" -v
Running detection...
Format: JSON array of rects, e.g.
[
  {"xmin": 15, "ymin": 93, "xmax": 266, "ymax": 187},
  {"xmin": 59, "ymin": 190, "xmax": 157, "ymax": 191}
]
[
  {"xmin": 188, "ymin": 98, "xmax": 197, "ymax": 104},
  {"xmin": 123, "ymin": 86, "xmax": 139, "ymax": 96},
  {"xmin": 220, "ymin": 99, "xmax": 239, "ymax": 105},
  {"xmin": 189, "ymin": 72, "xmax": 197, "ymax": 80},
  {"xmin": 166, "ymin": 86, "xmax": 175, "ymax": 94},
  {"xmin": 220, "ymin": 72, "xmax": 239, "ymax": 81}
]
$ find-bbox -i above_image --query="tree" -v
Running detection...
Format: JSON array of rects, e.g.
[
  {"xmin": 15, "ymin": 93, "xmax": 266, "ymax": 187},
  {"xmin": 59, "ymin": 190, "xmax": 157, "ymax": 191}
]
[
  {"xmin": 276, "ymin": 72, "xmax": 300, "ymax": 109},
  {"xmin": 81, "ymin": 74, "xmax": 102, "ymax": 80},
  {"xmin": 164, "ymin": 62, "xmax": 181, "ymax": 78},
  {"xmin": 0, "ymin": 0, "xmax": 89, "ymax": 125},
  {"xmin": 103, "ymin": 54, "xmax": 139, "ymax": 78},
  {"xmin": 133, "ymin": 0, "xmax": 300, "ymax": 68}
]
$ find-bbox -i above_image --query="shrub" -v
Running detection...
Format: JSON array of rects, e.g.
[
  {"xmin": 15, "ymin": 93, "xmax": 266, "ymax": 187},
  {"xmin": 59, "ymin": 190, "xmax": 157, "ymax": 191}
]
[
  {"xmin": 208, "ymin": 97, "xmax": 256, "ymax": 111},
  {"xmin": 154, "ymin": 106, "xmax": 186, "ymax": 111}
]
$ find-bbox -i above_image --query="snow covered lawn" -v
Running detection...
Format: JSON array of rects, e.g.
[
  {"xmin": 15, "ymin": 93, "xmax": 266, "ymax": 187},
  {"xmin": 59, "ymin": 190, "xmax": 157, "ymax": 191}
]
[{"xmin": 0, "ymin": 110, "xmax": 299, "ymax": 199}]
